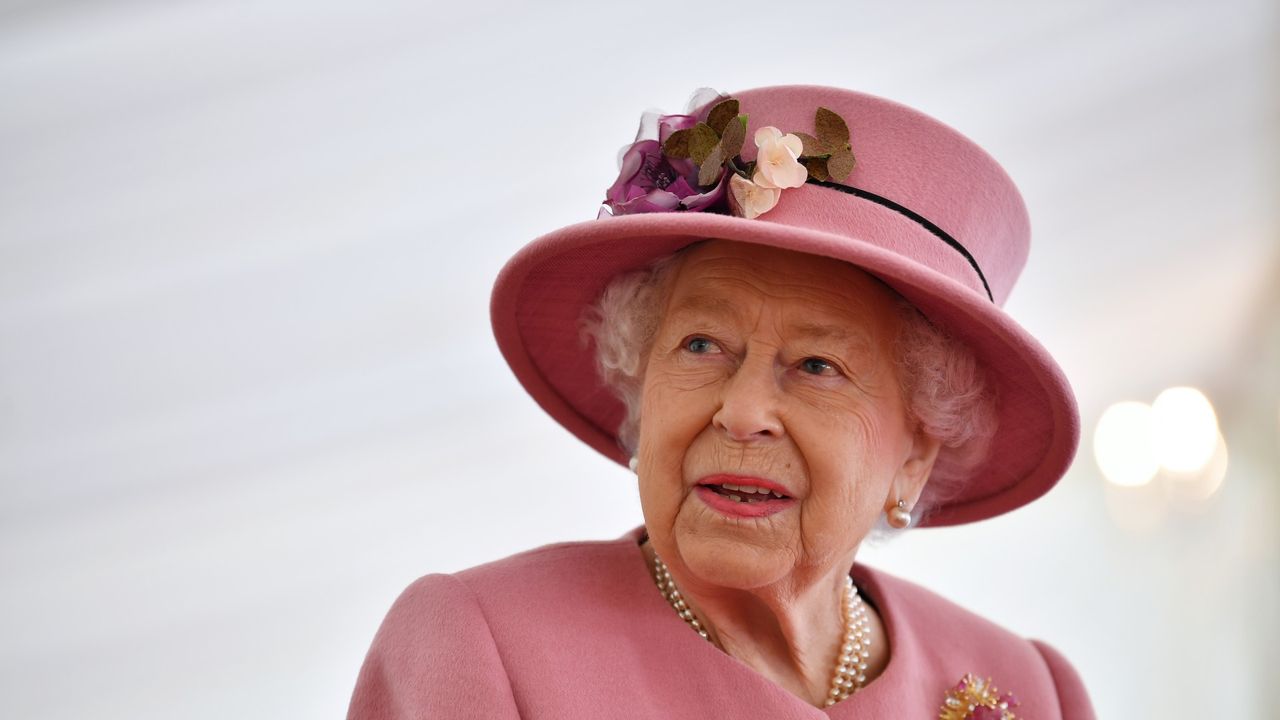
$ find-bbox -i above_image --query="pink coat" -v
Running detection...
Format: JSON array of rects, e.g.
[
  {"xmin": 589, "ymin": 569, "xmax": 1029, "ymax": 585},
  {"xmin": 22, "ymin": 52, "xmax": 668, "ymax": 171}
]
[{"xmin": 348, "ymin": 526, "xmax": 1095, "ymax": 719}]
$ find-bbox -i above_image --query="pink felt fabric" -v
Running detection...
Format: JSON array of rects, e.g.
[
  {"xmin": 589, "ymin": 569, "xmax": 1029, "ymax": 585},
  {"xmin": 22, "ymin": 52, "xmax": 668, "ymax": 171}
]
[
  {"xmin": 348, "ymin": 527, "xmax": 1095, "ymax": 719},
  {"xmin": 489, "ymin": 85, "xmax": 1081, "ymax": 527}
]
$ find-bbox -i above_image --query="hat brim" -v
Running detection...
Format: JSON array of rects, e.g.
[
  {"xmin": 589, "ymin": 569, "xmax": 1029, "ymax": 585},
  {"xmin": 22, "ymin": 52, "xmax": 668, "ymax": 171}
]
[{"xmin": 490, "ymin": 199, "xmax": 1080, "ymax": 527}]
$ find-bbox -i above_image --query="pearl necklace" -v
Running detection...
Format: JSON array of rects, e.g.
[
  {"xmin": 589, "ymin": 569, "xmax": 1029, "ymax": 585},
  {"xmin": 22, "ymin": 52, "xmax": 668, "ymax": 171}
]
[{"xmin": 650, "ymin": 553, "xmax": 873, "ymax": 706}]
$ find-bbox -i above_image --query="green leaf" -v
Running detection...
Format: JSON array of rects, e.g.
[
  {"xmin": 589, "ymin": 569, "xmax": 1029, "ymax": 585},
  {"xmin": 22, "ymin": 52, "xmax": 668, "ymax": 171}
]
[
  {"xmin": 801, "ymin": 156, "xmax": 830, "ymax": 182},
  {"xmin": 793, "ymin": 132, "xmax": 830, "ymax": 157},
  {"xmin": 814, "ymin": 107, "xmax": 850, "ymax": 147},
  {"xmin": 688, "ymin": 122, "xmax": 720, "ymax": 165},
  {"xmin": 698, "ymin": 145, "xmax": 725, "ymax": 187},
  {"xmin": 719, "ymin": 115, "xmax": 747, "ymax": 160},
  {"xmin": 826, "ymin": 147, "xmax": 856, "ymax": 182},
  {"xmin": 663, "ymin": 129, "xmax": 692, "ymax": 159},
  {"xmin": 705, "ymin": 98, "xmax": 740, "ymax": 135}
]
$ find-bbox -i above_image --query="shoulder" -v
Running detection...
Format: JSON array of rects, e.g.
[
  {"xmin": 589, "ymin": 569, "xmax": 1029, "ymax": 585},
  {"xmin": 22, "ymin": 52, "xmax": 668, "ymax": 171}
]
[
  {"xmin": 349, "ymin": 572, "xmax": 522, "ymax": 719},
  {"xmin": 1028, "ymin": 637, "xmax": 1096, "ymax": 720},
  {"xmin": 860, "ymin": 564, "xmax": 1029, "ymax": 649},
  {"xmin": 451, "ymin": 534, "xmax": 647, "ymax": 624},
  {"xmin": 396, "ymin": 533, "xmax": 648, "ymax": 638},
  {"xmin": 349, "ymin": 537, "xmax": 639, "ymax": 719},
  {"xmin": 455, "ymin": 535, "xmax": 641, "ymax": 588},
  {"xmin": 857, "ymin": 564, "xmax": 1096, "ymax": 720}
]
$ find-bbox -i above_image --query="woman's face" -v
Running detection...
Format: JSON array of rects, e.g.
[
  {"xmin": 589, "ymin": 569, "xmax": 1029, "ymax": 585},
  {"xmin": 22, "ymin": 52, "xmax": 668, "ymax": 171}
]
[{"xmin": 635, "ymin": 240, "xmax": 936, "ymax": 591}]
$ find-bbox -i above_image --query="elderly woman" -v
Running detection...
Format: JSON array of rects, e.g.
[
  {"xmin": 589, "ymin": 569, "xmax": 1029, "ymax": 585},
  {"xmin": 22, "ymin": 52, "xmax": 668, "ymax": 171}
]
[{"xmin": 347, "ymin": 85, "xmax": 1093, "ymax": 719}]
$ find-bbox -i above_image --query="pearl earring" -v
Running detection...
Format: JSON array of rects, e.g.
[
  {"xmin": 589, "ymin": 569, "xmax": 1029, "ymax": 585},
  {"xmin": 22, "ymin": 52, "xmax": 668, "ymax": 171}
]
[
  {"xmin": 888, "ymin": 499, "xmax": 912, "ymax": 529},
  {"xmin": 628, "ymin": 456, "xmax": 639, "ymax": 473}
]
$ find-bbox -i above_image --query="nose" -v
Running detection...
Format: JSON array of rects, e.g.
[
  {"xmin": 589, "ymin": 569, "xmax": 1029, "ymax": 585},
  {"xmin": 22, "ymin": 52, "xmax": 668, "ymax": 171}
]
[{"xmin": 711, "ymin": 355, "xmax": 785, "ymax": 442}]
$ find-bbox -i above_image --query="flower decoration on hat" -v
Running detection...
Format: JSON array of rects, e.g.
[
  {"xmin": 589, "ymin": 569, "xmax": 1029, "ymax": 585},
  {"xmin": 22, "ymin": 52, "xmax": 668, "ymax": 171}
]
[
  {"xmin": 938, "ymin": 674, "xmax": 1020, "ymax": 720},
  {"xmin": 601, "ymin": 89, "xmax": 856, "ymax": 220}
]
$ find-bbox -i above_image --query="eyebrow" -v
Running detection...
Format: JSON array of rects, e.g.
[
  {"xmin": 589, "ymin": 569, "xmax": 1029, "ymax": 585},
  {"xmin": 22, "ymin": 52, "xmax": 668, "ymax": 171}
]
[
  {"xmin": 792, "ymin": 321, "xmax": 878, "ymax": 360},
  {"xmin": 666, "ymin": 295, "xmax": 877, "ymax": 350},
  {"xmin": 664, "ymin": 294, "xmax": 741, "ymax": 323},
  {"xmin": 791, "ymin": 321, "xmax": 864, "ymax": 342}
]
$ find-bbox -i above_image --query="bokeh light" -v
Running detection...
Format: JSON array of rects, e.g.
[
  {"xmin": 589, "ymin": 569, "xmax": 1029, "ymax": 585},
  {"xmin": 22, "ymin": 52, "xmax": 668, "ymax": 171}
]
[
  {"xmin": 1094, "ymin": 401, "xmax": 1159, "ymax": 487},
  {"xmin": 1151, "ymin": 387, "xmax": 1220, "ymax": 473},
  {"xmin": 1167, "ymin": 432, "xmax": 1230, "ymax": 504}
]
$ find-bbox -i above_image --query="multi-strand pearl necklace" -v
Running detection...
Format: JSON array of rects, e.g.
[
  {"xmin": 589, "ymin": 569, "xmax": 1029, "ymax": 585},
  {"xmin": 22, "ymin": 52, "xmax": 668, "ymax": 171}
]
[{"xmin": 650, "ymin": 553, "xmax": 873, "ymax": 706}]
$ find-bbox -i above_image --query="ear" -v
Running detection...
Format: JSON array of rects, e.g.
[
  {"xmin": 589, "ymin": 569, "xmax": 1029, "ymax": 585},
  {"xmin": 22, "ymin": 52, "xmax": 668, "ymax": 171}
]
[{"xmin": 884, "ymin": 426, "xmax": 942, "ymax": 511}]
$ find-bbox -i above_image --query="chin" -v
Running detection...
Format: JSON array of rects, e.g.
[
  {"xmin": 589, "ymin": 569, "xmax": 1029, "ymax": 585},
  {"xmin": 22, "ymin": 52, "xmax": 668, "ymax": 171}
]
[{"xmin": 674, "ymin": 526, "xmax": 795, "ymax": 590}]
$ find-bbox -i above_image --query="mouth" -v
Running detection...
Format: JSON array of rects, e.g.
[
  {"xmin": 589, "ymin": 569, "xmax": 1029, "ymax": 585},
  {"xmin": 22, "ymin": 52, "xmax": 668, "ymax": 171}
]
[
  {"xmin": 697, "ymin": 481, "xmax": 790, "ymax": 503},
  {"xmin": 694, "ymin": 474, "xmax": 795, "ymax": 518}
]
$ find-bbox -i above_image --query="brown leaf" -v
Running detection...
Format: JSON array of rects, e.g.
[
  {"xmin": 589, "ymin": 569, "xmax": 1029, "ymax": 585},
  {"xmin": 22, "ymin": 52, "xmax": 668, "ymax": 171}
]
[
  {"xmin": 825, "ymin": 147, "xmax": 856, "ymax": 182},
  {"xmin": 718, "ymin": 115, "xmax": 747, "ymax": 160},
  {"xmin": 663, "ymin": 129, "xmax": 692, "ymax": 158},
  {"xmin": 688, "ymin": 122, "xmax": 720, "ymax": 165},
  {"xmin": 814, "ymin": 107, "xmax": 850, "ymax": 147},
  {"xmin": 793, "ymin": 132, "xmax": 830, "ymax": 157},
  {"xmin": 705, "ymin": 98, "xmax": 740, "ymax": 134},
  {"xmin": 801, "ymin": 156, "xmax": 830, "ymax": 182},
  {"xmin": 698, "ymin": 145, "xmax": 725, "ymax": 187}
]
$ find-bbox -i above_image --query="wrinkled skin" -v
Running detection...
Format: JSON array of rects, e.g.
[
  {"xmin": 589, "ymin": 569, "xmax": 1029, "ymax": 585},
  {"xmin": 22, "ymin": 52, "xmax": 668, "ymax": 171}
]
[{"xmin": 634, "ymin": 240, "xmax": 941, "ymax": 706}]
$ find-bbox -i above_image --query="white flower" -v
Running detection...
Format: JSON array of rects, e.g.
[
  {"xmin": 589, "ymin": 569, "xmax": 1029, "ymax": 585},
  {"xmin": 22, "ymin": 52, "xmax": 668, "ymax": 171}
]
[
  {"xmin": 729, "ymin": 173, "xmax": 782, "ymax": 219},
  {"xmin": 751, "ymin": 126, "xmax": 807, "ymax": 190}
]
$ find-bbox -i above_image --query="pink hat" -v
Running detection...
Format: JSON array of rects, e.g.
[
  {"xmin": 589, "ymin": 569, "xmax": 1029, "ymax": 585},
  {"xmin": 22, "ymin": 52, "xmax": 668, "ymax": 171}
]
[{"xmin": 490, "ymin": 84, "xmax": 1080, "ymax": 527}]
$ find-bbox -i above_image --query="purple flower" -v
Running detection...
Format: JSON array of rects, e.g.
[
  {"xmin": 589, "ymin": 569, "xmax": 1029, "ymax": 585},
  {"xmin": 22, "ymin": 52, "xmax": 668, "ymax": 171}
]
[{"xmin": 602, "ymin": 113, "xmax": 728, "ymax": 216}]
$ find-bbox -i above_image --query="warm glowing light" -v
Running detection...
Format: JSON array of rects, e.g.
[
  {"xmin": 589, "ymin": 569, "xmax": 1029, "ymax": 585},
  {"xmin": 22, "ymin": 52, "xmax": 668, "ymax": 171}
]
[
  {"xmin": 1094, "ymin": 401, "xmax": 1159, "ymax": 487},
  {"xmin": 1173, "ymin": 432, "xmax": 1229, "ymax": 502},
  {"xmin": 1151, "ymin": 387, "xmax": 1219, "ymax": 473}
]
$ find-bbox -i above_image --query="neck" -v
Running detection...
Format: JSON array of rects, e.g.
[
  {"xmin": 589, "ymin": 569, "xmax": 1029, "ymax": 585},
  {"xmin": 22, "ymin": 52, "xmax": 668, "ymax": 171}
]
[{"xmin": 641, "ymin": 540, "xmax": 854, "ymax": 707}]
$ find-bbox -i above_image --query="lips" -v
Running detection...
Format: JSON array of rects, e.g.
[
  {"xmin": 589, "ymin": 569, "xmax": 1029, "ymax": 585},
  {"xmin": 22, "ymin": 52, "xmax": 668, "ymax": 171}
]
[{"xmin": 694, "ymin": 474, "xmax": 796, "ymax": 518}]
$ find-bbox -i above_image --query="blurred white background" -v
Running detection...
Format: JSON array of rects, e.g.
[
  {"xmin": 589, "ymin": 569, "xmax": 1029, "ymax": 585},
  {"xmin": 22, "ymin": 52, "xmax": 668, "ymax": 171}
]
[{"xmin": 2, "ymin": 1, "xmax": 1277, "ymax": 717}]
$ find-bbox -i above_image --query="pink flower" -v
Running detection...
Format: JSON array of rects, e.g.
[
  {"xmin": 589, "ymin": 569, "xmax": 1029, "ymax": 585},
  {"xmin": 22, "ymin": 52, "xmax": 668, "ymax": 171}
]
[
  {"xmin": 728, "ymin": 173, "xmax": 781, "ymax": 219},
  {"xmin": 751, "ymin": 126, "xmax": 807, "ymax": 190}
]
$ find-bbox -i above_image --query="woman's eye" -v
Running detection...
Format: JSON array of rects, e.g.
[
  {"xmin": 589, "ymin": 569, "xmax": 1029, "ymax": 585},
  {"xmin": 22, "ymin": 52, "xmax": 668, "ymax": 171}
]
[
  {"xmin": 683, "ymin": 336, "xmax": 719, "ymax": 354},
  {"xmin": 800, "ymin": 357, "xmax": 837, "ymax": 375}
]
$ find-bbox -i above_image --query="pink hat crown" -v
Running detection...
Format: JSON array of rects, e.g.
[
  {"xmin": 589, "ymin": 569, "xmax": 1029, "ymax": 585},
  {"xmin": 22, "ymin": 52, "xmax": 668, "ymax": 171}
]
[{"xmin": 601, "ymin": 85, "xmax": 1030, "ymax": 307}]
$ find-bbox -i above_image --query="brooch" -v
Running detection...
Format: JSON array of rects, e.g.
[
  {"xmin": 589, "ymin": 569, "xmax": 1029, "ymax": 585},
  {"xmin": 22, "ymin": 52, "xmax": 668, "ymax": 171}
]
[{"xmin": 938, "ymin": 673, "xmax": 1020, "ymax": 720}]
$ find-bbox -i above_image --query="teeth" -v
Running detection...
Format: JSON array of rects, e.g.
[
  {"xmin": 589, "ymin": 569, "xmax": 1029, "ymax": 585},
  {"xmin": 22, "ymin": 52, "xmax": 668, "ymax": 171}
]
[
  {"xmin": 710, "ymin": 483, "xmax": 789, "ymax": 502},
  {"xmin": 721, "ymin": 483, "xmax": 769, "ymax": 495},
  {"xmin": 724, "ymin": 492, "xmax": 781, "ymax": 503}
]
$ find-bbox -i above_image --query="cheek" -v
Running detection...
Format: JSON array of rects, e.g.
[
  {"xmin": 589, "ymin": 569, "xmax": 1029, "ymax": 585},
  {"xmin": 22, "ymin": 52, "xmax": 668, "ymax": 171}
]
[
  {"xmin": 793, "ymin": 407, "xmax": 903, "ymax": 521},
  {"xmin": 635, "ymin": 367, "xmax": 721, "ymax": 513},
  {"xmin": 638, "ymin": 364, "xmax": 722, "ymax": 453}
]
